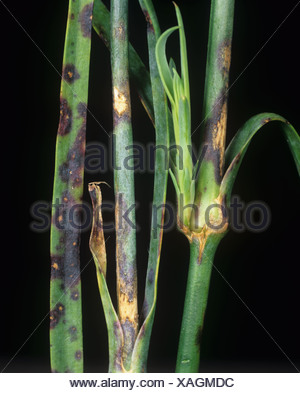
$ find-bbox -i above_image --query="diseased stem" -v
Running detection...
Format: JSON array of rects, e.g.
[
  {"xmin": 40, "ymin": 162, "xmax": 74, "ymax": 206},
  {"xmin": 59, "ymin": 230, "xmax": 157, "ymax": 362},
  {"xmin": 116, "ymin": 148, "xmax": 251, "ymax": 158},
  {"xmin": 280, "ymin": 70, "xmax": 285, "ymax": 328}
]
[
  {"xmin": 92, "ymin": 0, "xmax": 175, "ymax": 144},
  {"xmin": 176, "ymin": 0, "xmax": 235, "ymax": 372},
  {"xmin": 176, "ymin": 233, "xmax": 224, "ymax": 372},
  {"xmin": 130, "ymin": 0, "xmax": 169, "ymax": 372},
  {"xmin": 50, "ymin": 0, "xmax": 94, "ymax": 373},
  {"xmin": 193, "ymin": 0, "xmax": 235, "ymax": 231},
  {"xmin": 93, "ymin": 0, "xmax": 154, "ymax": 123},
  {"xmin": 111, "ymin": 0, "xmax": 138, "ymax": 371}
]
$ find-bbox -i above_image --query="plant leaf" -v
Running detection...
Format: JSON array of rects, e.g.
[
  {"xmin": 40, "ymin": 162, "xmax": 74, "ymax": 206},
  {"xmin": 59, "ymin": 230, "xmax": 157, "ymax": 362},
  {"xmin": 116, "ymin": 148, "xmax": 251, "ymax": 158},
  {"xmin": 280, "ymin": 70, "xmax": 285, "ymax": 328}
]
[
  {"xmin": 88, "ymin": 183, "xmax": 124, "ymax": 372},
  {"xmin": 174, "ymin": 3, "xmax": 190, "ymax": 103},
  {"xmin": 155, "ymin": 26, "xmax": 179, "ymax": 105},
  {"xmin": 169, "ymin": 168, "xmax": 181, "ymax": 199},
  {"xmin": 220, "ymin": 113, "xmax": 300, "ymax": 199},
  {"xmin": 169, "ymin": 57, "xmax": 177, "ymax": 76}
]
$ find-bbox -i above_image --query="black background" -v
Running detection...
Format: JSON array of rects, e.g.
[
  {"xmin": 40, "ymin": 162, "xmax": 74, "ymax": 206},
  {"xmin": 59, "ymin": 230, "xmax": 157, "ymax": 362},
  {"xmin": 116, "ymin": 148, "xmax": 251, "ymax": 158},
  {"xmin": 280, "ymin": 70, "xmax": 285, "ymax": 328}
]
[{"xmin": 0, "ymin": 0, "xmax": 299, "ymax": 372}]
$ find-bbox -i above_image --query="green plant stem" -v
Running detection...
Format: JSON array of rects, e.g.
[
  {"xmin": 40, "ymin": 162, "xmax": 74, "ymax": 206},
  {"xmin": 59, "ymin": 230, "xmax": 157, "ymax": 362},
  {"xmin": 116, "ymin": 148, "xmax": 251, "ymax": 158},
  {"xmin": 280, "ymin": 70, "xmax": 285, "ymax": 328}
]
[
  {"xmin": 50, "ymin": 0, "xmax": 94, "ymax": 373},
  {"xmin": 93, "ymin": 0, "xmax": 154, "ymax": 123},
  {"xmin": 176, "ymin": 233, "xmax": 224, "ymax": 372},
  {"xmin": 92, "ymin": 0, "xmax": 175, "ymax": 145},
  {"xmin": 111, "ymin": 0, "xmax": 138, "ymax": 371},
  {"xmin": 193, "ymin": 0, "xmax": 235, "ymax": 230},
  {"xmin": 130, "ymin": 0, "xmax": 169, "ymax": 372}
]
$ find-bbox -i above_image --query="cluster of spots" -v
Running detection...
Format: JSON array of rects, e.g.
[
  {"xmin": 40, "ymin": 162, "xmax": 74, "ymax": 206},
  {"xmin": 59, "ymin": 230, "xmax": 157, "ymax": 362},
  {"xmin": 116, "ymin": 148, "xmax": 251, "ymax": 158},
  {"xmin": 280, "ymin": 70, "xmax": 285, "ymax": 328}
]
[
  {"xmin": 58, "ymin": 98, "xmax": 72, "ymax": 136},
  {"xmin": 69, "ymin": 326, "xmax": 78, "ymax": 342},
  {"xmin": 75, "ymin": 350, "xmax": 82, "ymax": 361},
  {"xmin": 63, "ymin": 231, "xmax": 81, "ymax": 288},
  {"xmin": 58, "ymin": 122, "xmax": 86, "ymax": 188},
  {"xmin": 50, "ymin": 303, "xmax": 65, "ymax": 329},
  {"xmin": 52, "ymin": 235, "xmax": 81, "ymax": 288},
  {"xmin": 79, "ymin": 3, "xmax": 93, "ymax": 38},
  {"xmin": 62, "ymin": 64, "xmax": 80, "ymax": 84},
  {"xmin": 52, "ymin": 190, "xmax": 76, "ymax": 233}
]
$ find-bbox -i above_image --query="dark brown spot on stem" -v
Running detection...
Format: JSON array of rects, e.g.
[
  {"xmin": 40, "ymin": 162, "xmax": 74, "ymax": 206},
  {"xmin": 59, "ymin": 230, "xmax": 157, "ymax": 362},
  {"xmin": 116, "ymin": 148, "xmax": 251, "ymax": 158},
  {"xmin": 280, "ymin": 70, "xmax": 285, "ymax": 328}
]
[
  {"xmin": 62, "ymin": 64, "xmax": 80, "ymax": 84},
  {"xmin": 144, "ymin": 10, "xmax": 154, "ymax": 32},
  {"xmin": 71, "ymin": 289, "xmax": 79, "ymax": 301},
  {"xmin": 51, "ymin": 255, "xmax": 64, "ymax": 280},
  {"xmin": 77, "ymin": 102, "xmax": 87, "ymax": 118},
  {"xmin": 58, "ymin": 98, "xmax": 72, "ymax": 136},
  {"xmin": 79, "ymin": 3, "xmax": 93, "ymax": 38}
]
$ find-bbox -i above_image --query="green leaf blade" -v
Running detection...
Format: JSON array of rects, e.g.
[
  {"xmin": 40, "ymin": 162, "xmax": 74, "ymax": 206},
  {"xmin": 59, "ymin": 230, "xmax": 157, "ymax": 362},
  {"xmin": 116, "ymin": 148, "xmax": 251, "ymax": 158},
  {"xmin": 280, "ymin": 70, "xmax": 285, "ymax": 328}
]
[
  {"xmin": 155, "ymin": 26, "xmax": 179, "ymax": 105},
  {"xmin": 221, "ymin": 113, "xmax": 300, "ymax": 199}
]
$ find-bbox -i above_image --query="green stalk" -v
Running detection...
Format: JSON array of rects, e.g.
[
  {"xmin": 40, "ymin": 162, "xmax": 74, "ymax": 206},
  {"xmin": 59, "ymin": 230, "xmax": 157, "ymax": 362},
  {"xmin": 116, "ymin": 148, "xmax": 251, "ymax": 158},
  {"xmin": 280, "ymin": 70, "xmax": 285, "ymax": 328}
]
[
  {"xmin": 130, "ymin": 0, "xmax": 169, "ymax": 372},
  {"xmin": 93, "ymin": 0, "xmax": 154, "ymax": 123},
  {"xmin": 111, "ymin": 0, "xmax": 138, "ymax": 371},
  {"xmin": 193, "ymin": 0, "xmax": 235, "ymax": 231},
  {"xmin": 176, "ymin": 0, "xmax": 235, "ymax": 372},
  {"xmin": 50, "ymin": 0, "xmax": 94, "ymax": 373},
  {"xmin": 176, "ymin": 233, "xmax": 224, "ymax": 372},
  {"xmin": 92, "ymin": 0, "xmax": 175, "ymax": 144}
]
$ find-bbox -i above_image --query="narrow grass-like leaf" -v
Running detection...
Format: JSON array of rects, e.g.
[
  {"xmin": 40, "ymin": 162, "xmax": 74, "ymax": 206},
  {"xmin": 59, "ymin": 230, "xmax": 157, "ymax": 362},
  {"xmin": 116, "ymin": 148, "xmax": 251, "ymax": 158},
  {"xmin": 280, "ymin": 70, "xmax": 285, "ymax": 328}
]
[
  {"xmin": 174, "ymin": 3, "xmax": 190, "ymax": 102},
  {"xmin": 169, "ymin": 168, "xmax": 180, "ymax": 199},
  {"xmin": 50, "ymin": 0, "xmax": 94, "ymax": 373},
  {"xmin": 155, "ymin": 26, "xmax": 179, "ymax": 105},
  {"xmin": 88, "ymin": 183, "xmax": 124, "ymax": 372},
  {"xmin": 221, "ymin": 113, "xmax": 300, "ymax": 199},
  {"xmin": 155, "ymin": 4, "xmax": 193, "ymax": 227}
]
